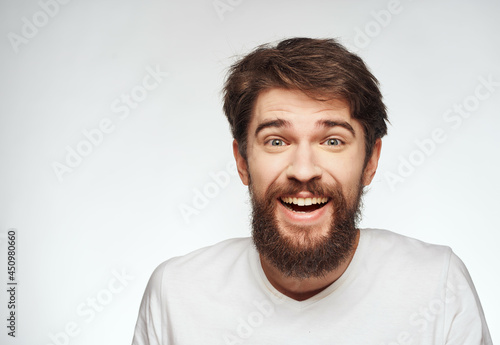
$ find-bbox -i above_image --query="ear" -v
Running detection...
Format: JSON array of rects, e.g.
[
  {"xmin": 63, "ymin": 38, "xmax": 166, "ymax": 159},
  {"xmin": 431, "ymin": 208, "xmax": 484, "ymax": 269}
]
[
  {"xmin": 362, "ymin": 138, "xmax": 382, "ymax": 186},
  {"xmin": 233, "ymin": 140, "xmax": 250, "ymax": 186}
]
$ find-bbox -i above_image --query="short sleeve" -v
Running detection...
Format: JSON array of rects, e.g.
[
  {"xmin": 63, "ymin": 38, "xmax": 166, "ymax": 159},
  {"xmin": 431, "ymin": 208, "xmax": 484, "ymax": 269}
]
[
  {"xmin": 131, "ymin": 261, "xmax": 169, "ymax": 345},
  {"xmin": 443, "ymin": 252, "xmax": 492, "ymax": 345}
]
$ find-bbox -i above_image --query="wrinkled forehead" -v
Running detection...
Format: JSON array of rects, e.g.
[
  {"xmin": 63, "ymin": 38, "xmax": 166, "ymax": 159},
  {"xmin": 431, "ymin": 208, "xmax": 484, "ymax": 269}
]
[{"xmin": 250, "ymin": 88, "xmax": 358, "ymax": 132}]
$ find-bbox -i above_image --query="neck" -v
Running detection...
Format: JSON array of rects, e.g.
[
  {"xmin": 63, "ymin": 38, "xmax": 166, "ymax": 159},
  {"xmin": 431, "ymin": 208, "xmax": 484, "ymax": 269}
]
[{"xmin": 259, "ymin": 229, "xmax": 360, "ymax": 301}]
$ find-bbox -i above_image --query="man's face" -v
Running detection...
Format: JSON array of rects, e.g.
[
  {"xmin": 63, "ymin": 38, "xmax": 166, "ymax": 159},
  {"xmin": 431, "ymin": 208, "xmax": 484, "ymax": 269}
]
[{"xmin": 233, "ymin": 88, "xmax": 381, "ymax": 278}]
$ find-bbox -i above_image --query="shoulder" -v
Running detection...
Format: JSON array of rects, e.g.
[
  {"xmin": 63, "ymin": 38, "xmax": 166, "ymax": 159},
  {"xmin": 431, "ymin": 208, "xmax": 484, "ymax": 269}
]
[
  {"xmin": 147, "ymin": 237, "xmax": 253, "ymax": 285},
  {"xmin": 359, "ymin": 228, "xmax": 454, "ymax": 279},
  {"xmin": 361, "ymin": 228, "xmax": 452, "ymax": 260},
  {"xmin": 359, "ymin": 230, "xmax": 492, "ymax": 342},
  {"xmin": 169, "ymin": 237, "xmax": 252, "ymax": 267}
]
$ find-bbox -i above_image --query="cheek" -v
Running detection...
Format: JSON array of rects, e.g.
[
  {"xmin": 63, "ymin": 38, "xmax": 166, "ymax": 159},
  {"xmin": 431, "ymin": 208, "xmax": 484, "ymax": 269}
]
[
  {"xmin": 321, "ymin": 152, "xmax": 365, "ymax": 185},
  {"xmin": 247, "ymin": 151, "xmax": 288, "ymax": 192}
]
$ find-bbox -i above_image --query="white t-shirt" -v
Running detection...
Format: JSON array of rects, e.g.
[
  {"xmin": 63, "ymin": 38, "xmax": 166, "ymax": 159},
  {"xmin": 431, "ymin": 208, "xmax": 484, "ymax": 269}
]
[{"xmin": 131, "ymin": 229, "xmax": 492, "ymax": 345}]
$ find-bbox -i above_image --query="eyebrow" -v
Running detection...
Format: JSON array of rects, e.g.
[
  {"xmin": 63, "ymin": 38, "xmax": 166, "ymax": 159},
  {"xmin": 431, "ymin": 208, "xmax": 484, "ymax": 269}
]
[
  {"xmin": 254, "ymin": 119, "xmax": 291, "ymax": 137},
  {"xmin": 254, "ymin": 118, "xmax": 356, "ymax": 138},
  {"xmin": 316, "ymin": 120, "xmax": 356, "ymax": 137}
]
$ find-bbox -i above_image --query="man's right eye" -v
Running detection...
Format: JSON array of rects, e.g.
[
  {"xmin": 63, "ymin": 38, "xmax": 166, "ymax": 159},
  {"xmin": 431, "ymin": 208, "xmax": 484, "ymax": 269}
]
[{"xmin": 269, "ymin": 139, "xmax": 285, "ymax": 146}]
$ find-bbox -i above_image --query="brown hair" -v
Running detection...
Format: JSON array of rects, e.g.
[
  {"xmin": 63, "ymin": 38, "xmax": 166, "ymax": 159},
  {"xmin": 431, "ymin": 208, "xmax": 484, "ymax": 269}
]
[{"xmin": 222, "ymin": 37, "xmax": 388, "ymax": 164}]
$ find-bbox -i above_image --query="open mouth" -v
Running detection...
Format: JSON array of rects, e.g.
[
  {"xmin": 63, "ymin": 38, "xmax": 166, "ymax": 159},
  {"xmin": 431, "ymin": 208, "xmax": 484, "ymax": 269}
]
[{"xmin": 279, "ymin": 196, "xmax": 330, "ymax": 213}]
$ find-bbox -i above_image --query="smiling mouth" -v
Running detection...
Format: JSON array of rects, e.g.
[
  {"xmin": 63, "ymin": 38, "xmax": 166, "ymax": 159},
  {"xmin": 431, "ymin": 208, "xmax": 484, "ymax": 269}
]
[{"xmin": 279, "ymin": 197, "xmax": 330, "ymax": 213}]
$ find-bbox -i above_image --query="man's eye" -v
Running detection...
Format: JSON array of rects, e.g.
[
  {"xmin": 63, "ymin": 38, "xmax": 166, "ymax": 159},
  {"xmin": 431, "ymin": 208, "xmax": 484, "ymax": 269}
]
[
  {"xmin": 269, "ymin": 139, "xmax": 285, "ymax": 146},
  {"xmin": 325, "ymin": 138, "xmax": 342, "ymax": 146}
]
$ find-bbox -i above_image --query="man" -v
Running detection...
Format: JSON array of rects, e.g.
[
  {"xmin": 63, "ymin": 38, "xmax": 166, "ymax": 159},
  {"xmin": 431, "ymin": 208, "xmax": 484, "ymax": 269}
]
[{"xmin": 132, "ymin": 38, "xmax": 491, "ymax": 344}]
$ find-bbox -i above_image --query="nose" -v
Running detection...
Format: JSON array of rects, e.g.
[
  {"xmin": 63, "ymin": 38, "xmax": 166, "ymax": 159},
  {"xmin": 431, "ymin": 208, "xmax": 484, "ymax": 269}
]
[{"xmin": 286, "ymin": 143, "xmax": 322, "ymax": 182}]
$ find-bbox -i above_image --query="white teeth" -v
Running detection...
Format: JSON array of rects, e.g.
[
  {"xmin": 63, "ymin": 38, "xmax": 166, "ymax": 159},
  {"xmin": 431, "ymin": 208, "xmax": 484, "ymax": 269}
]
[{"xmin": 280, "ymin": 197, "xmax": 329, "ymax": 206}]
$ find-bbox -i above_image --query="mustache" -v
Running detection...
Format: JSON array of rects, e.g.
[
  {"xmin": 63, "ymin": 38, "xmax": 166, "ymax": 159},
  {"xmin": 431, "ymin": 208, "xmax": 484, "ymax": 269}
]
[{"xmin": 264, "ymin": 179, "xmax": 344, "ymax": 201}]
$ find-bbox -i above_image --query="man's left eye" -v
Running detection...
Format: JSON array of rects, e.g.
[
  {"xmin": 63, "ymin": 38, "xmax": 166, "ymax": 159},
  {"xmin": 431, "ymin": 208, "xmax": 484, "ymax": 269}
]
[{"xmin": 324, "ymin": 138, "xmax": 342, "ymax": 146}]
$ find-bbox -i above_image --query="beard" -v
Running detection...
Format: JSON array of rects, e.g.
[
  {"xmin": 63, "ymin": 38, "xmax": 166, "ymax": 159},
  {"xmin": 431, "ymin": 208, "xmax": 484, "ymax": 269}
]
[{"xmin": 250, "ymin": 178, "xmax": 364, "ymax": 280}]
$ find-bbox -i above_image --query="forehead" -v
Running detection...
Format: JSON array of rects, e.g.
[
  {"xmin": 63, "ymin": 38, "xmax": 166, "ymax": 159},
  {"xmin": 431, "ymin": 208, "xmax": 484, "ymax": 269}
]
[{"xmin": 250, "ymin": 88, "xmax": 360, "ymax": 133}]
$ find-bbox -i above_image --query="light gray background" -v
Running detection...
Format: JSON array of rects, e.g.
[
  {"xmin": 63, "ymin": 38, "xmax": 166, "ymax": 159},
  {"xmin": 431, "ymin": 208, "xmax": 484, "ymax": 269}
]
[{"xmin": 1, "ymin": 0, "xmax": 498, "ymax": 344}]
